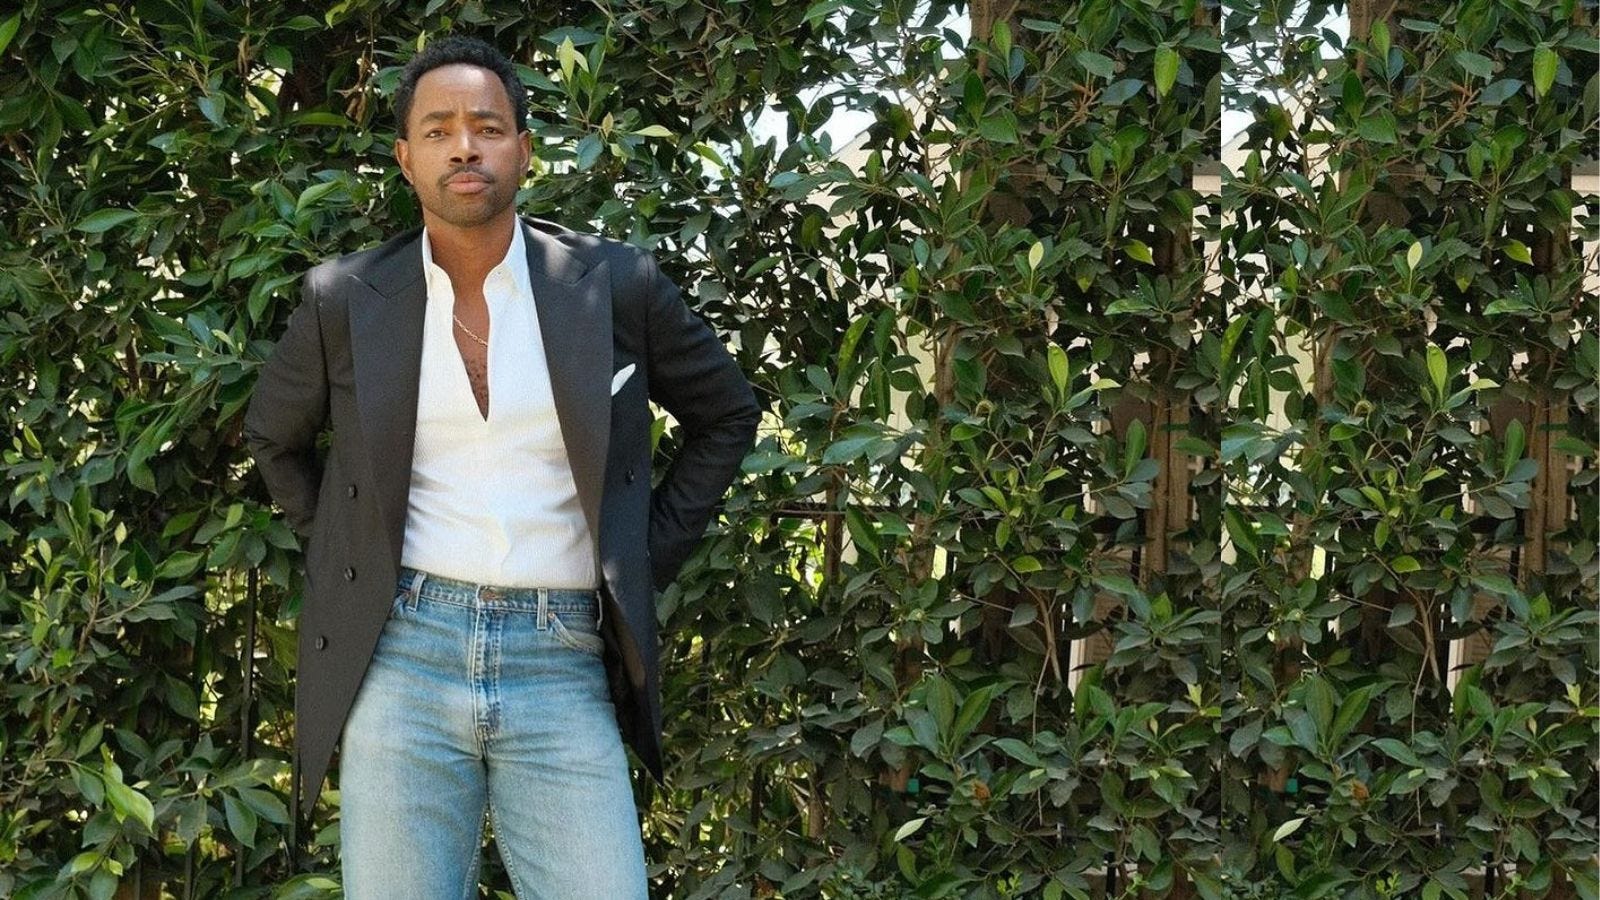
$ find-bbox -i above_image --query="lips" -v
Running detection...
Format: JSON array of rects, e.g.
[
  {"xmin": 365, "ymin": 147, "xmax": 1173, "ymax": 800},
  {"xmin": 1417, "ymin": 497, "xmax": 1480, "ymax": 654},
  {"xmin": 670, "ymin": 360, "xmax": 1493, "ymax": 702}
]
[{"xmin": 445, "ymin": 172, "xmax": 490, "ymax": 194}]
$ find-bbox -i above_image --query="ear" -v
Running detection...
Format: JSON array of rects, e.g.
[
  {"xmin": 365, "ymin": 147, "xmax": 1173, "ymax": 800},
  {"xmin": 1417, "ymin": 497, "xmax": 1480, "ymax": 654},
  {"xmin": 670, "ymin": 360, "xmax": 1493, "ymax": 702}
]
[
  {"xmin": 395, "ymin": 138, "xmax": 412, "ymax": 184},
  {"xmin": 519, "ymin": 130, "xmax": 532, "ymax": 171}
]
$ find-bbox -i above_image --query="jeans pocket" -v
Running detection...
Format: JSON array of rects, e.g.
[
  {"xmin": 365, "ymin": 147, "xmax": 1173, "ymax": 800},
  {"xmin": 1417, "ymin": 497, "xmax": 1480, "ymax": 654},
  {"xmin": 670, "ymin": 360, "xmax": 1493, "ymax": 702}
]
[{"xmin": 548, "ymin": 609, "xmax": 604, "ymax": 656}]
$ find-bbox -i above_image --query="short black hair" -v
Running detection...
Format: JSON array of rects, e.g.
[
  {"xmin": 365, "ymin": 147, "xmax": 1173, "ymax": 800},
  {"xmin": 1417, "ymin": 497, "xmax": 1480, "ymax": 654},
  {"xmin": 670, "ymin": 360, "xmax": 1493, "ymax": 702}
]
[{"xmin": 393, "ymin": 35, "xmax": 527, "ymax": 140}]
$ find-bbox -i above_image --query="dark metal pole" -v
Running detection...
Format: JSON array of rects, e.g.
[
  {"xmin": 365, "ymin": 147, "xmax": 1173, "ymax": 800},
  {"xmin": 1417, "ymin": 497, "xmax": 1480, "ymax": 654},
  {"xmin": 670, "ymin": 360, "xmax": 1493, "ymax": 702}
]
[{"xmin": 235, "ymin": 567, "xmax": 259, "ymax": 886}]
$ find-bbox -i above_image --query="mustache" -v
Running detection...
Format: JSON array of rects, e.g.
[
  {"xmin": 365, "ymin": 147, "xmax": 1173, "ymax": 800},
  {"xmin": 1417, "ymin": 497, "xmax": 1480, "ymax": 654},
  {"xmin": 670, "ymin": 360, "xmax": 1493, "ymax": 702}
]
[{"xmin": 441, "ymin": 168, "xmax": 493, "ymax": 186}]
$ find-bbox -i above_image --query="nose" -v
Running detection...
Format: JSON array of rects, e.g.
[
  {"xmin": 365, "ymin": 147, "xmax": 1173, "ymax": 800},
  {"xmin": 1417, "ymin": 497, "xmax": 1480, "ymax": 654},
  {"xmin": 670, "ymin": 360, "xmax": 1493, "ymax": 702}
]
[{"xmin": 448, "ymin": 131, "xmax": 481, "ymax": 164}]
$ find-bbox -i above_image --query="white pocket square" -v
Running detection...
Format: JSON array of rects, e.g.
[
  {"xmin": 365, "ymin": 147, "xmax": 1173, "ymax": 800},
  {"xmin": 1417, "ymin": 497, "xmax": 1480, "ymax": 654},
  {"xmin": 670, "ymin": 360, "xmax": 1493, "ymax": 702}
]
[{"xmin": 610, "ymin": 363, "xmax": 636, "ymax": 396}]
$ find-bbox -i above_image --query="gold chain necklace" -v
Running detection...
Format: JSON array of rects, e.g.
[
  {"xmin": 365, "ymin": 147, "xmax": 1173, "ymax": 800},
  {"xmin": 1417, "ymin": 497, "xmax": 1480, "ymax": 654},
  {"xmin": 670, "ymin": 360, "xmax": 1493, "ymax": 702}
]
[{"xmin": 452, "ymin": 312, "xmax": 489, "ymax": 348}]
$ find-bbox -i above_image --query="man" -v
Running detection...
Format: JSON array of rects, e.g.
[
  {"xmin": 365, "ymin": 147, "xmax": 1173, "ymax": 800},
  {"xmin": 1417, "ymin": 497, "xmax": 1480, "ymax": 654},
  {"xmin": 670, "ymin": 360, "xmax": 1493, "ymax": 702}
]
[{"xmin": 242, "ymin": 34, "xmax": 760, "ymax": 898}]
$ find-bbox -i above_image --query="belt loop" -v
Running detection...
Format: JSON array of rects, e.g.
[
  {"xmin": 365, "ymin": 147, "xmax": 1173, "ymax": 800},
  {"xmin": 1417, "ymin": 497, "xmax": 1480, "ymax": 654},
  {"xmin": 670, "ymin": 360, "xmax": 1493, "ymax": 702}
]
[
  {"xmin": 536, "ymin": 587, "xmax": 548, "ymax": 629},
  {"xmin": 409, "ymin": 570, "xmax": 426, "ymax": 610}
]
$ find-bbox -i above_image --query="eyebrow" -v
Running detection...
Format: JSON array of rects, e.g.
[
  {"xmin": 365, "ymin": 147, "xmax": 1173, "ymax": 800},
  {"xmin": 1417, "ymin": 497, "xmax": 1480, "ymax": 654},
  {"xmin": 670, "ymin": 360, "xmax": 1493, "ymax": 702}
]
[{"xmin": 417, "ymin": 109, "xmax": 510, "ymax": 126}]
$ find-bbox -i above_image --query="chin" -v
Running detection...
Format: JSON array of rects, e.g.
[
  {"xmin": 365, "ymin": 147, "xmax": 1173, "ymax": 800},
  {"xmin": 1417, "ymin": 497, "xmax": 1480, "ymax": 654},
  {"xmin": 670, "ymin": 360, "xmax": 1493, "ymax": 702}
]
[{"xmin": 428, "ymin": 201, "xmax": 511, "ymax": 229}]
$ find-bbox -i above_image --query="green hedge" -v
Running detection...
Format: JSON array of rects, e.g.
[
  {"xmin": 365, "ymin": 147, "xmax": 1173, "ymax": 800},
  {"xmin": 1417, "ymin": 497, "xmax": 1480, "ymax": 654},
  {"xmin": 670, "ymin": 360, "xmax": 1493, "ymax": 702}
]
[
  {"xmin": 1219, "ymin": 1, "xmax": 1597, "ymax": 897},
  {"xmin": 0, "ymin": 0, "xmax": 1592, "ymax": 898}
]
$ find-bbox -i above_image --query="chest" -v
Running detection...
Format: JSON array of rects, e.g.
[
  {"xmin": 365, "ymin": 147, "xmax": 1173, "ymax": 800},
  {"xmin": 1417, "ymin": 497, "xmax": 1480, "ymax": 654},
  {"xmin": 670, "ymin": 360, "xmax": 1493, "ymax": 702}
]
[{"xmin": 415, "ymin": 292, "xmax": 561, "ymax": 440}]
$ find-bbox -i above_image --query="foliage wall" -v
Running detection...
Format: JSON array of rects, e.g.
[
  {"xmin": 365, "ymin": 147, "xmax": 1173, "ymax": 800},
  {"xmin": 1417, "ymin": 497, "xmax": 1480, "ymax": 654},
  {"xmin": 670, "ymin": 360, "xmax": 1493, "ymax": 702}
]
[{"xmin": 1219, "ymin": 0, "xmax": 1597, "ymax": 898}]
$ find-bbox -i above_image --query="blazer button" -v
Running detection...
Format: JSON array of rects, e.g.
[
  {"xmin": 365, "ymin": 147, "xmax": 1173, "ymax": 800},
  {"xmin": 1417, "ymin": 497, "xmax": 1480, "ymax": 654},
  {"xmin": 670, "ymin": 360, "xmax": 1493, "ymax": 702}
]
[
  {"xmin": 344, "ymin": 566, "xmax": 355, "ymax": 581},
  {"xmin": 346, "ymin": 483, "xmax": 357, "ymax": 498},
  {"xmin": 315, "ymin": 636, "xmax": 327, "ymax": 650},
  {"xmin": 625, "ymin": 468, "xmax": 635, "ymax": 484}
]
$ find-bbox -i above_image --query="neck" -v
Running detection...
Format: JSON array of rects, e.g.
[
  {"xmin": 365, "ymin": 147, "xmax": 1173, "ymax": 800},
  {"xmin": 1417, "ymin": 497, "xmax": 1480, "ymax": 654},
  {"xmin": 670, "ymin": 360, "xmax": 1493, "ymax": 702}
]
[{"xmin": 423, "ymin": 210, "xmax": 517, "ymax": 285}]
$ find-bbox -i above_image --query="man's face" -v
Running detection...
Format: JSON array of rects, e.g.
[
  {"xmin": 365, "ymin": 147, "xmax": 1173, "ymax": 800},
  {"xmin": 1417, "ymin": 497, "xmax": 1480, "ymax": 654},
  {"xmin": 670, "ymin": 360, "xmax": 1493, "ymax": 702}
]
[{"xmin": 394, "ymin": 63, "xmax": 531, "ymax": 230}]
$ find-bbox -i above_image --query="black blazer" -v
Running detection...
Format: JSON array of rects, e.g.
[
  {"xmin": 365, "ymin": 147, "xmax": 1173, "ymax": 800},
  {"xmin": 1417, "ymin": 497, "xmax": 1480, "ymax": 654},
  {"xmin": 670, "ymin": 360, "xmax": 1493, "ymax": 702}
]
[{"xmin": 242, "ymin": 213, "xmax": 760, "ymax": 824}]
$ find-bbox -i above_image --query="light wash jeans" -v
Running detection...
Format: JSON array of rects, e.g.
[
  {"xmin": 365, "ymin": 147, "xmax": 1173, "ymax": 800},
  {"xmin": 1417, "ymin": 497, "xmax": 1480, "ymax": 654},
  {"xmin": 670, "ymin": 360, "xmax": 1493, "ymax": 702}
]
[{"xmin": 337, "ymin": 565, "xmax": 649, "ymax": 899}]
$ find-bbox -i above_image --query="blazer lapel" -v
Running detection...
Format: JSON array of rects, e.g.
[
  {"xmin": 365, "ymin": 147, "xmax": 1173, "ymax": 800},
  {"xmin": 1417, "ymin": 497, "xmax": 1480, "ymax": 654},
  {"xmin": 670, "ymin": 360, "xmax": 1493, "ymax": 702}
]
[
  {"xmin": 347, "ymin": 231, "xmax": 426, "ymax": 572},
  {"xmin": 521, "ymin": 217, "xmax": 612, "ymax": 549}
]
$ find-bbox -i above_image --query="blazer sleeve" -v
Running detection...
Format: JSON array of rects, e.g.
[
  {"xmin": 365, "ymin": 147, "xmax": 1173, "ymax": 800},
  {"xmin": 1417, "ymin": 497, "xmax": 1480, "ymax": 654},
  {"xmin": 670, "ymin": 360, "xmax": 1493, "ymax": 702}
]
[
  {"xmin": 639, "ymin": 251, "xmax": 761, "ymax": 591},
  {"xmin": 242, "ymin": 271, "xmax": 329, "ymax": 541}
]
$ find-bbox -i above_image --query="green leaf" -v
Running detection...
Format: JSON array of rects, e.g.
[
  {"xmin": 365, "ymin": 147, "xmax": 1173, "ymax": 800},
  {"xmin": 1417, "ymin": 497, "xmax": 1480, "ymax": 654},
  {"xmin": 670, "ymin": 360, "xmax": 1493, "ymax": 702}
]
[
  {"xmin": 977, "ymin": 113, "xmax": 1017, "ymax": 143},
  {"xmin": 1331, "ymin": 683, "xmax": 1378, "ymax": 741},
  {"xmin": 744, "ymin": 255, "xmax": 780, "ymax": 278},
  {"xmin": 235, "ymin": 787, "xmax": 290, "ymax": 824},
  {"xmin": 556, "ymin": 37, "xmax": 582, "ymax": 82},
  {"xmin": 834, "ymin": 312, "xmax": 871, "ymax": 389},
  {"xmin": 992, "ymin": 737, "xmax": 1043, "ymax": 767},
  {"xmin": 822, "ymin": 435, "xmax": 875, "ymax": 465},
  {"xmin": 1470, "ymin": 572, "xmax": 1518, "ymax": 597},
  {"xmin": 1371, "ymin": 737, "xmax": 1423, "ymax": 767},
  {"xmin": 1091, "ymin": 574, "xmax": 1141, "ymax": 598},
  {"xmin": 1027, "ymin": 241, "xmax": 1043, "ymax": 271},
  {"xmin": 894, "ymin": 817, "xmax": 928, "ymax": 841},
  {"xmin": 1391, "ymin": 555, "xmax": 1422, "ymax": 574},
  {"xmin": 1370, "ymin": 21, "xmax": 1390, "ymax": 63},
  {"xmin": 952, "ymin": 683, "xmax": 1001, "ymax": 743},
  {"xmin": 1153, "ymin": 45, "xmax": 1179, "ymax": 98},
  {"xmin": 223, "ymin": 792, "xmax": 258, "ymax": 847},
  {"xmin": 802, "ymin": 0, "xmax": 848, "ymax": 25},
  {"xmin": 1342, "ymin": 72, "xmax": 1365, "ymax": 118},
  {"xmin": 0, "ymin": 14, "xmax": 21, "ymax": 58},
  {"xmin": 1532, "ymin": 45, "xmax": 1557, "ymax": 98},
  {"xmin": 1503, "ymin": 240, "xmax": 1533, "ymax": 265},
  {"xmin": 295, "ymin": 180, "xmax": 342, "ymax": 215},
  {"xmin": 104, "ymin": 779, "xmax": 156, "ymax": 832},
  {"xmin": 1047, "ymin": 343, "xmax": 1069, "ymax": 398},
  {"xmin": 574, "ymin": 133, "xmax": 603, "ymax": 169},
  {"xmin": 963, "ymin": 72, "xmax": 985, "ymax": 117},
  {"xmin": 1454, "ymin": 51, "xmax": 1494, "ymax": 80},
  {"xmin": 76, "ymin": 209, "xmax": 141, "ymax": 234},
  {"xmin": 286, "ymin": 111, "xmax": 355, "ymax": 128},
  {"xmin": 1479, "ymin": 79, "xmax": 1523, "ymax": 105},
  {"xmin": 850, "ymin": 719, "xmax": 883, "ymax": 757},
  {"xmin": 631, "ymin": 124, "xmax": 673, "ymax": 138},
  {"xmin": 1358, "ymin": 112, "xmax": 1397, "ymax": 143},
  {"xmin": 1077, "ymin": 51, "xmax": 1115, "ymax": 79},
  {"xmin": 1273, "ymin": 817, "xmax": 1306, "ymax": 841},
  {"xmin": 1124, "ymin": 240, "xmax": 1153, "ymax": 265},
  {"xmin": 1100, "ymin": 79, "xmax": 1144, "ymax": 104},
  {"xmin": 1406, "ymin": 241, "xmax": 1423, "ymax": 272},
  {"xmin": 1304, "ymin": 676, "xmax": 1335, "ymax": 737},
  {"xmin": 1426, "ymin": 343, "xmax": 1447, "ymax": 398},
  {"xmin": 197, "ymin": 93, "xmax": 224, "ymax": 126},
  {"xmin": 1504, "ymin": 418, "xmax": 1526, "ymax": 475},
  {"xmin": 1124, "ymin": 417, "xmax": 1147, "ymax": 474}
]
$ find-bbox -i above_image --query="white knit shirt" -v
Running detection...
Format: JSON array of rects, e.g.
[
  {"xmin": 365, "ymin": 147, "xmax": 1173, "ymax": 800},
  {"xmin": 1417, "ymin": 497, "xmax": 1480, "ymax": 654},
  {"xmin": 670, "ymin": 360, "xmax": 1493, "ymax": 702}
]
[{"xmin": 398, "ymin": 219, "xmax": 598, "ymax": 589}]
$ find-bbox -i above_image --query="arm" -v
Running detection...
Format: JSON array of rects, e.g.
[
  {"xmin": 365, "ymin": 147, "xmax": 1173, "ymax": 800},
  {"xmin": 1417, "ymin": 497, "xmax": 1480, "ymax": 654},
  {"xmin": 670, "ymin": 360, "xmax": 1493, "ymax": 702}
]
[
  {"xmin": 242, "ymin": 271, "xmax": 329, "ymax": 542},
  {"xmin": 640, "ymin": 251, "xmax": 761, "ymax": 591}
]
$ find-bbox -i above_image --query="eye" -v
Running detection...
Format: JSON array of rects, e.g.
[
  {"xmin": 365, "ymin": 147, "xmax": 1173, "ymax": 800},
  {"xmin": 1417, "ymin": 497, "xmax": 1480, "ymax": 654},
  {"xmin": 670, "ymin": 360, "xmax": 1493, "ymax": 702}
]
[
  {"xmin": 482, "ymin": 127, "xmax": 501, "ymax": 134},
  {"xmin": 425, "ymin": 129, "xmax": 444, "ymax": 138}
]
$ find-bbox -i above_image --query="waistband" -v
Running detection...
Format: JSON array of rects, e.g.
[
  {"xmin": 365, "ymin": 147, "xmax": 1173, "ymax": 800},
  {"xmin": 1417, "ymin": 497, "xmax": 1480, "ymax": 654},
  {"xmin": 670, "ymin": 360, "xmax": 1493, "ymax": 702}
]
[{"xmin": 397, "ymin": 565, "xmax": 601, "ymax": 622}]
